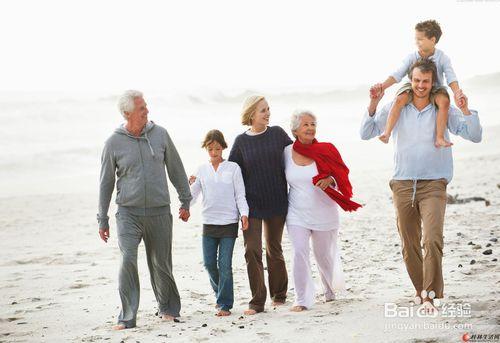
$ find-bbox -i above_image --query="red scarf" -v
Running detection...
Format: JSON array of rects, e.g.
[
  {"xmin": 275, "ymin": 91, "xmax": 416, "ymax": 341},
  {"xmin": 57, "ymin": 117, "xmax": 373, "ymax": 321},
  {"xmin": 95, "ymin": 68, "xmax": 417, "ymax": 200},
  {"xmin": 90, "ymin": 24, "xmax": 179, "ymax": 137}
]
[{"xmin": 293, "ymin": 139, "xmax": 362, "ymax": 212}]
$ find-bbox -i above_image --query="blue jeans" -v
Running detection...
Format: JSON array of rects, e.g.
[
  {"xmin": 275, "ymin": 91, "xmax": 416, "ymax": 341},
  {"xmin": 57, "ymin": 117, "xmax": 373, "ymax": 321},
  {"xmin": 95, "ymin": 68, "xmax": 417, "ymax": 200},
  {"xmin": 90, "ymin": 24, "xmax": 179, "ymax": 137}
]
[{"xmin": 202, "ymin": 235, "xmax": 236, "ymax": 311}]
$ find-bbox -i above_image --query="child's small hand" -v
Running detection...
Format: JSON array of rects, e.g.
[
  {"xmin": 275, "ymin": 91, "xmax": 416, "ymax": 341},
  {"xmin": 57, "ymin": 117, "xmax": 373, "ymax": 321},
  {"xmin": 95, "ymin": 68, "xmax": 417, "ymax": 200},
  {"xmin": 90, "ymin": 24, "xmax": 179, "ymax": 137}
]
[
  {"xmin": 453, "ymin": 89, "xmax": 465, "ymax": 108},
  {"xmin": 368, "ymin": 84, "xmax": 385, "ymax": 116},
  {"xmin": 370, "ymin": 83, "xmax": 384, "ymax": 99},
  {"xmin": 241, "ymin": 216, "xmax": 249, "ymax": 231},
  {"xmin": 457, "ymin": 93, "xmax": 470, "ymax": 115},
  {"xmin": 188, "ymin": 175, "xmax": 197, "ymax": 185}
]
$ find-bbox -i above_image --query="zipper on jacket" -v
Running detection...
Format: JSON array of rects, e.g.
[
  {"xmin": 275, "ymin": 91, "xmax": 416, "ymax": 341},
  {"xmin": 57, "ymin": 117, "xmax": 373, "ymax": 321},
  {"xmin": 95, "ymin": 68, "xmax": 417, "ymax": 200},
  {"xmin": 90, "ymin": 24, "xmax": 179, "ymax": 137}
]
[{"xmin": 137, "ymin": 138, "xmax": 146, "ymax": 210}]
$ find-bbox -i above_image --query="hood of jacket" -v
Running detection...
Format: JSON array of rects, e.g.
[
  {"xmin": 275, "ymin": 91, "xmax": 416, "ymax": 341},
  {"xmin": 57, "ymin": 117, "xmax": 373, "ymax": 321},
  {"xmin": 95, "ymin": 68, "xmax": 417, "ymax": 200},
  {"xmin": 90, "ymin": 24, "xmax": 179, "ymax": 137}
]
[{"xmin": 114, "ymin": 121, "xmax": 157, "ymax": 156}]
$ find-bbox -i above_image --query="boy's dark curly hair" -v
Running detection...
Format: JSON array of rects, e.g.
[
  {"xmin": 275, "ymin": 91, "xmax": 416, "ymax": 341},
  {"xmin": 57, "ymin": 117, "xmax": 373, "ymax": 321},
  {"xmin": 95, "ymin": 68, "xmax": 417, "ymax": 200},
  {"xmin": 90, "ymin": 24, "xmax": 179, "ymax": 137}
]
[{"xmin": 415, "ymin": 20, "xmax": 442, "ymax": 43}]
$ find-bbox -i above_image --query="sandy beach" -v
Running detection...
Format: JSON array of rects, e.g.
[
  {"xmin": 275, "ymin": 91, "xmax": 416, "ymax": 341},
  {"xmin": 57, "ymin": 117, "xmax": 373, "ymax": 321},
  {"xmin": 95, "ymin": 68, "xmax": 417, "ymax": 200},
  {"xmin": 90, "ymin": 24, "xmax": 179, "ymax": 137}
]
[{"xmin": 0, "ymin": 84, "xmax": 499, "ymax": 342}]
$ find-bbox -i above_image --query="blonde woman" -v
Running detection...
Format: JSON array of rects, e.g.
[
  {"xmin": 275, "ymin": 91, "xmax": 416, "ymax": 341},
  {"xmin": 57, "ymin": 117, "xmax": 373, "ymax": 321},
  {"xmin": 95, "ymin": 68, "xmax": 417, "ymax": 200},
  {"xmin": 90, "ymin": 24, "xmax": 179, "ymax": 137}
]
[{"xmin": 228, "ymin": 95, "xmax": 292, "ymax": 315}]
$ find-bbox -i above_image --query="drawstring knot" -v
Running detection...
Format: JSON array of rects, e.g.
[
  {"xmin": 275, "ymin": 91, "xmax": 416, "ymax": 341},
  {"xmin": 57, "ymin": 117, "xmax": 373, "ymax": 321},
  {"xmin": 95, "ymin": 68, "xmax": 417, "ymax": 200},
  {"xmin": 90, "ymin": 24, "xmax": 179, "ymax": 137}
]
[
  {"xmin": 143, "ymin": 132, "xmax": 155, "ymax": 157},
  {"xmin": 411, "ymin": 179, "xmax": 417, "ymax": 207}
]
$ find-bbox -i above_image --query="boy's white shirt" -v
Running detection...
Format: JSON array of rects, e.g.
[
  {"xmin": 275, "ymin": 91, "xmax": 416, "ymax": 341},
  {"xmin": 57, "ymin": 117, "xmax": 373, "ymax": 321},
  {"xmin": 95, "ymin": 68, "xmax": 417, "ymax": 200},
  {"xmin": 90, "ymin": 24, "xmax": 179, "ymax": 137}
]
[{"xmin": 190, "ymin": 160, "xmax": 249, "ymax": 225}]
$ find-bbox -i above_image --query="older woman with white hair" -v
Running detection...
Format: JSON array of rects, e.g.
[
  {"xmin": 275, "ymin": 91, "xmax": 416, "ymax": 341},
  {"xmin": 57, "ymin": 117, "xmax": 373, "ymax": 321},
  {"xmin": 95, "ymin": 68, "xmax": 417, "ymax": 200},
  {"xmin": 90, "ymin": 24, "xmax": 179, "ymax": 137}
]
[{"xmin": 284, "ymin": 110, "xmax": 361, "ymax": 311}]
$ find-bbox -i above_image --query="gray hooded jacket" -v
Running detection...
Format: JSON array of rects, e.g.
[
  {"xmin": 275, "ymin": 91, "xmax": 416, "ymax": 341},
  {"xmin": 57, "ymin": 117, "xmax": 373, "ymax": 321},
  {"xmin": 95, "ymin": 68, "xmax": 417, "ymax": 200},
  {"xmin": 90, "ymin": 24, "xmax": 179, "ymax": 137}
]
[{"xmin": 97, "ymin": 121, "xmax": 192, "ymax": 229}]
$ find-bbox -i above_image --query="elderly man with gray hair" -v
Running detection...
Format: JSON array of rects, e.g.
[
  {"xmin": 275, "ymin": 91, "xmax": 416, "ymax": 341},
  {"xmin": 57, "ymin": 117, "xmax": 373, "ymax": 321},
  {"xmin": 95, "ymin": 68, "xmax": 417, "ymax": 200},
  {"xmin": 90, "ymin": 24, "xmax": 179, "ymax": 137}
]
[{"xmin": 97, "ymin": 90, "xmax": 192, "ymax": 329}]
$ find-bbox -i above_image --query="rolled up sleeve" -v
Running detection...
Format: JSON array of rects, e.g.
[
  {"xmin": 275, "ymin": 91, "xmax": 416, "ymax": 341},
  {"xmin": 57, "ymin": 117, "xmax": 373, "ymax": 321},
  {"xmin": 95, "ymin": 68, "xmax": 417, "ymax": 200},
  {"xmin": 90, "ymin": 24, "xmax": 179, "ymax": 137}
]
[
  {"xmin": 390, "ymin": 53, "xmax": 413, "ymax": 83},
  {"xmin": 360, "ymin": 103, "xmax": 391, "ymax": 140},
  {"xmin": 448, "ymin": 107, "xmax": 482, "ymax": 143},
  {"xmin": 442, "ymin": 53, "xmax": 458, "ymax": 86}
]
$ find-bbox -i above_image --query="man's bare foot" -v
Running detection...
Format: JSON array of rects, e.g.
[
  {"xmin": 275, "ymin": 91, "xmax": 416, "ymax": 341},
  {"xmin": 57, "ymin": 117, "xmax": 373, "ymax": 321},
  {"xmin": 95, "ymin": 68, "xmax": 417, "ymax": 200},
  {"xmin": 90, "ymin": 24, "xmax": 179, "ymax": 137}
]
[
  {"xmin": 272, "ymin": 301, "xmax": 285, "ymax": 306},
  {"xmin": 413, "ymin": 296, "xmax": 423, "ymax": 305},
  {"xmin": 378, "ymin": 133, "xmax": 390, "ymax": 144},
  {"xmin": 161, "ymin": 314, "xmax": 175, "ymax": 321},
  {"xmin": 112, "ymin": 324, "xmax": 126, "ymax": 330},
  {"xmin": 435, "ymin": 137, "xmax": 453, "ymax": 148},
  {"xmin": 290, "ymin": 305, "xmax": 307, "ymax": 312},
  {"xmin": 216, "ymin": 309, "xmax": 231, "ymax": 316},
  {"xmin": 244, "ymin": 309, "xmax": 258, "ymax": 315},
  {"xmin": 422, "ymin": 299, "xmax": 438, "ymax": 314},
  {"xmin": 412, "ymin": 291, "xmax": 423, "ymax": 305}
]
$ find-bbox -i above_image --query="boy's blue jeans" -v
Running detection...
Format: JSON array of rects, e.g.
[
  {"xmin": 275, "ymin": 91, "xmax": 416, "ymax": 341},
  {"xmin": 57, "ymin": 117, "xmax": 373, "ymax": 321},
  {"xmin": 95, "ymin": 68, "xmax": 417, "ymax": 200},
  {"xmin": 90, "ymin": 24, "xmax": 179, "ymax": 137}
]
[{"xmin": 202, "ymin": 235, "xmax": 236, "ymax": 311}]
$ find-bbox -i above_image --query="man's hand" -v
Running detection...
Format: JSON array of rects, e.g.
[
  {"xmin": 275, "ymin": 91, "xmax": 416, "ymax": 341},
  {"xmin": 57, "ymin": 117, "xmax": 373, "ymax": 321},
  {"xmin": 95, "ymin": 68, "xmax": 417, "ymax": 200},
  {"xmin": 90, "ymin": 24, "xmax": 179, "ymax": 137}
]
[
  {"xmin": 370, "ymin": 83, "xmax": 384, "ymax": 99},
  {"xmin": 457, "ymin": 93, "xmax": 471, "ymax": 115},
  {"xmin": 453, "ymin": 89, "xmax": 465, "ymax": 108},
  {"xmin": 241, "ymin": 216, "xmax": 249, "ymax": 231},
  {"xmin": 99, "ymin": 228, "xmax": 110, "ymax": 243},
  {"xmin": 188, "ymin": 175, "xmax": 196, "ymax": 186},
  {"xmin": 315, "ymin": 177, "xmax": 335, "ymax": 190},
  {"xmin": 179, "ymin": 208, "xmax": 190, "ymax": 222},
  {"xmin": 368, "ymin": 84, "xmax": 384, "ymax": 115}
]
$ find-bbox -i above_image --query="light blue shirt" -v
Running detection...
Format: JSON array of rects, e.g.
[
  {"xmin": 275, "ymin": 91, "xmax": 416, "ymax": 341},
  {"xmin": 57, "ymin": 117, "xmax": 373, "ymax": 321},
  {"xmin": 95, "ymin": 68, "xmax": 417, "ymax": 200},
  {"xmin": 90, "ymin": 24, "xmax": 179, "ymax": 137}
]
[
  {"xmin": 391, "ymin": 49, "xmax": 458, "ymax": 87},
  {"xmin": 360, "ymin": 102, "xmax": 482, "ymax": 183}
]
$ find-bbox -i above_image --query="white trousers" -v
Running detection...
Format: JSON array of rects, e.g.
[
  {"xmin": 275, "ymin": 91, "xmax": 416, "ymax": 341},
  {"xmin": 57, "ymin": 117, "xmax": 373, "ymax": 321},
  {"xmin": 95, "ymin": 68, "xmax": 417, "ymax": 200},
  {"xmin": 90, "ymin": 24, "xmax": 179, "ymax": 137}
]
[{"xmin": 287, "ymin": 225, "xmax": 345, "ymax": 308}]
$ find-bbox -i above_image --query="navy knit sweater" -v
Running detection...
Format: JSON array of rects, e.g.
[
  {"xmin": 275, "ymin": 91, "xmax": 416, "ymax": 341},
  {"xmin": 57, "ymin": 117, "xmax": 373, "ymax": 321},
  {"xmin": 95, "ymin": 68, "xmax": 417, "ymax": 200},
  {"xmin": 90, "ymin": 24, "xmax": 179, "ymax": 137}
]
[{"xmin": 228, "ymin": 126, "xmax": 293, "ymax": 219}]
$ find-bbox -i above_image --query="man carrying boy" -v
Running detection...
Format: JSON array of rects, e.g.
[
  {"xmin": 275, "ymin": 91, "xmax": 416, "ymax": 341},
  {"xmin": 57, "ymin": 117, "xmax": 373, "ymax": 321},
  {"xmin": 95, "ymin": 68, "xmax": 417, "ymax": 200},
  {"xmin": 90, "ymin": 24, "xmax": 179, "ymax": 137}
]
[
  {"xmin": 372, "ymin": 19, "xmax": 465, "ymax": 148},
  {"xmin": 360, "ymin": 59, "xmax": 482, "ymax": 312}
]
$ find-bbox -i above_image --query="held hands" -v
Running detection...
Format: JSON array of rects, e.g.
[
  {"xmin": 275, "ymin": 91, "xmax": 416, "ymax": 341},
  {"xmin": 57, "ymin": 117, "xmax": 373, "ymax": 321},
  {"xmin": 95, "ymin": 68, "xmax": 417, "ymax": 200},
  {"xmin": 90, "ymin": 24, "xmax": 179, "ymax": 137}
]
[
  {"xmin": 188, "ymin": 175, "xmax": 196, "ymax": 185},
  {"xmin": 368, "ymin": 84, "xmax": 385, "ymax": 115},
  {"xmin": 179, "ymin": 208, "xmax": 190, "ymax": 222},
  {"xmin": 454, "ymin": 90, "xmax": 470, "ymax": 114},
  {"xmin": 369, "ymin": 83, "xmax": 385, "ymax": 101},
  {"xmin": 241, "ymin": 216, "xmax": 249, "ymax": 231},
  {"xmin": 315, "ymin": 177, "xmax": 335, "ymax": 190},
  {"xmin": 453, "ymin": 89, "xmax": 465, "ymax": 108},
  {"xmin": 99, "ymin": 228, "xmax": 110, "ymax": 243}
]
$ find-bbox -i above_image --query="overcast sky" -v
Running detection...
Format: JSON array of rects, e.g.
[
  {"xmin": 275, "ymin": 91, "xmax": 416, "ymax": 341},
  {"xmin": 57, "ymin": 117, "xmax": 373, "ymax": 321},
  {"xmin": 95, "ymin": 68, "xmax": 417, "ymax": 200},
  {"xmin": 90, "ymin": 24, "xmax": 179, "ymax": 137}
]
[{"xmin": 1, "ymin": 0, "xmax": 499, "ymax": 92}]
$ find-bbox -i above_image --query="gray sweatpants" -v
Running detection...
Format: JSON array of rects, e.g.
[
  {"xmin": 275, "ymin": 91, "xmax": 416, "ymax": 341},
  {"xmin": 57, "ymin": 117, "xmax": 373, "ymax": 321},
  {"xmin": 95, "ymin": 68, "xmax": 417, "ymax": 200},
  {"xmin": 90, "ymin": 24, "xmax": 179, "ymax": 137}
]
[{"xmin": 115, "ymin": 207, "xmax": 181, "ymax": 328}]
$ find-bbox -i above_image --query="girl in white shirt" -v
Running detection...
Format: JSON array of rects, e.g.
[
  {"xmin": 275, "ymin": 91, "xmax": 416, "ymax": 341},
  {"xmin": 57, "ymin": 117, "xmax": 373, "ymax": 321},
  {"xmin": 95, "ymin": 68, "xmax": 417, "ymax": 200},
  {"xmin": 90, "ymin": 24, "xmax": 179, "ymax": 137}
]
[{"xmin": 190, "ymin": 130, "xmax": 249, "ymax": 316}]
